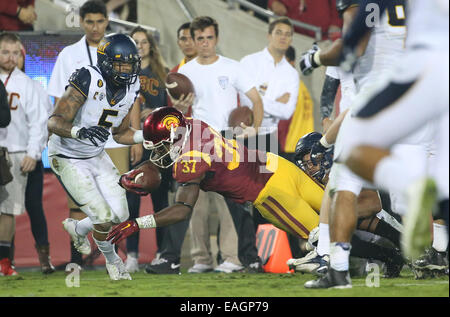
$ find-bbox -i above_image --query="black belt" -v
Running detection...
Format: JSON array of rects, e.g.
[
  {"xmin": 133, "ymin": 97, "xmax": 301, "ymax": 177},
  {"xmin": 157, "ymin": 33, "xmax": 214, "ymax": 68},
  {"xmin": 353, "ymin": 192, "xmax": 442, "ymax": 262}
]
[{"xmin": 55, "ymin": 154, "xmax": 95, "ymax": 160}]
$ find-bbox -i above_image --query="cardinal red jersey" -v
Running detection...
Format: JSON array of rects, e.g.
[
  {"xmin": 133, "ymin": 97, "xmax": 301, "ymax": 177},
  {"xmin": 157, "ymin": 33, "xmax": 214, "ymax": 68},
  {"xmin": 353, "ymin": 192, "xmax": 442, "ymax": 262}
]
[{"xmin": 173, "ymin": 118, "xmax": 273, "ymax": 204}]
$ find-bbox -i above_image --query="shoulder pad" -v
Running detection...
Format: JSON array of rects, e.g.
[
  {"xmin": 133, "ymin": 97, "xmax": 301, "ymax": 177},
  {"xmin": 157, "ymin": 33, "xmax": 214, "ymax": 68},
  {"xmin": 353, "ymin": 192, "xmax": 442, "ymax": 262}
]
[
  {"xmin": 68, "ymin": 67, "xmax": 91, "ymax": 98},
  {"xmin": 336, "ymin": 0, "xmax": 359, "ymax": 15},
  {"xmin": 173, "ymin": 151, "xmax": 211, "ymax": 183}
]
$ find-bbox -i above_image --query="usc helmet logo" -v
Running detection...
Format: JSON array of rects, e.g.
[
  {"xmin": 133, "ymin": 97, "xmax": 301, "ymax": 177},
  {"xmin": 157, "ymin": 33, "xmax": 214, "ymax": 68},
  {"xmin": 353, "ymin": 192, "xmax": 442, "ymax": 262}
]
[{"xmin": 160, "ymin": 115, "xmax": 180, "ymax": 131}]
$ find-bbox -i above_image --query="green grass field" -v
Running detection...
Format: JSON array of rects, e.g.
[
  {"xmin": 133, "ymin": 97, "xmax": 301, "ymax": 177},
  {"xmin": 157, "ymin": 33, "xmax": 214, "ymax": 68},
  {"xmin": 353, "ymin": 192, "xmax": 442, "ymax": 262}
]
[{"xmin": 1, "ymin": 267, "xmax": 448, "ymax": 298}]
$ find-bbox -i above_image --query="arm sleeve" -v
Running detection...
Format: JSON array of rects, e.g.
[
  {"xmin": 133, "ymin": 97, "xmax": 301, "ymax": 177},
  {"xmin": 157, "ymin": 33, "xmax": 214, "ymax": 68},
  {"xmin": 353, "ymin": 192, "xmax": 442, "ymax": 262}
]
[
  {"xmin": 0, "ymin": 80, "xmax": 11, "ymax": 128},
  {"xmin": 320, "ymin": 74, "xmax": 340, "ymax": 120},
  {"xmin": 260, "ymin": 73, "xmax": 299, "ymax": 120}
]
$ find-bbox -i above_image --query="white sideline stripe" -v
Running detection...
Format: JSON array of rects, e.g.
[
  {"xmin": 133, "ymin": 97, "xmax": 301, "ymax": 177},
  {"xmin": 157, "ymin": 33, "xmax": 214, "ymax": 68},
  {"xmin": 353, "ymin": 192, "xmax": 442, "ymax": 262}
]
[{"xmin": 352, "ymin": 281, "xmax": 449, "ymax": 287}]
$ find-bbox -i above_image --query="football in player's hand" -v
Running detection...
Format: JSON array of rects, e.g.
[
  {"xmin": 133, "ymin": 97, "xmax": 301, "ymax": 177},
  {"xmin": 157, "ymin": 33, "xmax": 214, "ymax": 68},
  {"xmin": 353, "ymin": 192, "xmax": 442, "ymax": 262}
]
[
  {"xmin": 165, "ymin": 72, "xmax": 195, "ymax": 100},
  {"xmin": 133, "ymin": 161, "xmax": 162, "ymax": 193},
  {"xmin": 228, "ymin": 106, "xmax": 254, "ymax": 128}
]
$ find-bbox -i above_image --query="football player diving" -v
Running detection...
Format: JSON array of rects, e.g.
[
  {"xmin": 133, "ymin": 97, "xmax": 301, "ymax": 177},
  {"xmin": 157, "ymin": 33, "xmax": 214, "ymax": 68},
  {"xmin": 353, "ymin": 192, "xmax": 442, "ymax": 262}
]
[
  {"xmin": 107, "ymin": 107, "xmax": 324, "ymax": 247},
  {"xmin": 47, "ymin": 33, "xmax": 143, "ymax": 280}
]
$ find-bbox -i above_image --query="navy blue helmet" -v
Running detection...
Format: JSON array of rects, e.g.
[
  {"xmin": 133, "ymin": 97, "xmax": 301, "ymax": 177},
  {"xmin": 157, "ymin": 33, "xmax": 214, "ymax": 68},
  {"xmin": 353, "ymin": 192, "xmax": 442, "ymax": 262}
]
[
  {"xmin": 294, "ymin": 132, "xmax": 322, "ymax": 164},
  {"xmin": 97, "ymin": 33, "xmax": 141, "ymax": 85}
]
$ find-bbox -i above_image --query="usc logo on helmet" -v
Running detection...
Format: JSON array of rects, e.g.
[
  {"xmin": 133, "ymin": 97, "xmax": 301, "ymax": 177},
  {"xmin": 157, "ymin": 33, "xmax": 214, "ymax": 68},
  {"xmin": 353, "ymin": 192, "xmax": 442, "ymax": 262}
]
[{"xmin": 160, "ymin": 115, "xmax": 180, "ymax": 131}]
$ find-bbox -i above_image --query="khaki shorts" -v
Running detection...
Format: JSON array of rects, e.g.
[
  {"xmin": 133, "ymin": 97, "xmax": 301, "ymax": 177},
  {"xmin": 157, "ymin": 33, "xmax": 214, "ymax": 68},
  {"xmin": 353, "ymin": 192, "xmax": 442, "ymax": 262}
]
[
  {"xmin": 0, "ymin": 152, "xmax": 28, "ymax": 216},
  {"xmin": 66, "ymin": 147, "xmax": 130, "ymax": 210}
]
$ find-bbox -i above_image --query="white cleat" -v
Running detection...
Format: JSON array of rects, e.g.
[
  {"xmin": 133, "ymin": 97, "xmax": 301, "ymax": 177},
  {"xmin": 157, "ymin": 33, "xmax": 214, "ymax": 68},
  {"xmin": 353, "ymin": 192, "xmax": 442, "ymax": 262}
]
[
  {"xmin": 62, "ymin": 218, "xmax": 91, "ymax": 255},
  {"xmin": 106, "ymin": 258, "xmax": 132, "ymax": 280},
  {"xmin": 403, "ymin": 178, "xmax": 437, "ymax": 260}
]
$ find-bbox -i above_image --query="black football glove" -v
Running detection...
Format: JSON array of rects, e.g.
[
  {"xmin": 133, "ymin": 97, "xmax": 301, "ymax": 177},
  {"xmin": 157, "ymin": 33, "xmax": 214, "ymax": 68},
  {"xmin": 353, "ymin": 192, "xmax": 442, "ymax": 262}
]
[
  {"xmin": 299, "ymin": 43, "xmax": 321, "ymax": 76},
  {"xmin": 77, "ymin": 126, "xmax": 110, "ymax": 147}
]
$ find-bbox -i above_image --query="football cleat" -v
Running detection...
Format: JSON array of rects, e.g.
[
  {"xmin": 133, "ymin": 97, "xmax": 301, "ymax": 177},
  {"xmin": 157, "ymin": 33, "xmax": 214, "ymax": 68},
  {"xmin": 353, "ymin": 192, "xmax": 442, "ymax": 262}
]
[
  {"xmin": 412, "ymin": 248, "xmax": 449, "ymax": 279},
  {"xmin": 145, "ymin": 258, "xmax": 181, "ymax": 274},
  {"xmin": 106, "ymin": 258, "xmax": 132, "ymax": 280},
  {"xmin": 402, "ymin": 178, "xmax": 437, "ymax": 260},
  {"xmin": 62, "ymin": 218, "xmax": 91, "ymax": 255},
  {"xmin": 304, "ymin": 268, "xmax": 352, "ymax": 289},
  {"xmin": 383, "ymin": 248, "xmax": 405, "ymax": 278},
  {"xmin": 287, "ymin": 249, "xmax": 329, "ymax": 276}
]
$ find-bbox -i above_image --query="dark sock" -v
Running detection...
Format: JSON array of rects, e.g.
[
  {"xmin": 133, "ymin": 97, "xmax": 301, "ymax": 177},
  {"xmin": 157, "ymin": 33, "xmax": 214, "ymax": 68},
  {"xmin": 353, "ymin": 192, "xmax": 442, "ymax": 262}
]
[
  {"xmin": 0, "ymin": 243, "xmax": 11, "ymax": 259},
  {"xmin": 70, "ymin": 242, "xmax": 83, "ymax": 265},
  {"xmin": 351, "ymin": 235, "xmax": 400, "ymax": 263}
]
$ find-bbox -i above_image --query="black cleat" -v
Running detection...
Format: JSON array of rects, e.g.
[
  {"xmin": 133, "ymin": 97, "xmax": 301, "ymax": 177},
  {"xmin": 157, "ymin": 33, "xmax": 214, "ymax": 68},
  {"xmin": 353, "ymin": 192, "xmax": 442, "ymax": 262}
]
[
  {"xmin": 304, "ymin": 268, "xmax": 352, "ymax": 289},
  {"xmin": 145, "ymin": 258, "xmax": 181, "ymax": 275},
  {"xmin": 412, "ymin": 248, "xmax": 448, "ymax": 279},
  {"xmin": 384, "ymin": 249, "xmax": 405, "ymax": 278}
]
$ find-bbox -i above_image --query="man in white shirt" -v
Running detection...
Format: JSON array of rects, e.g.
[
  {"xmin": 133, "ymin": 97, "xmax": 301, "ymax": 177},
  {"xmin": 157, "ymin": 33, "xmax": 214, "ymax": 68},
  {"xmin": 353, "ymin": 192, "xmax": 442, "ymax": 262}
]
[
  {"xmin": 173, "ymin": 16, "xmax": 264, "ymax": 273},
  {"xmin": 239, "ymin": 17, "xmax": 299, "ymax": 232},
  {"xmin": 0, "ymin": 33, "xmax": 48, "ymax": 276}
]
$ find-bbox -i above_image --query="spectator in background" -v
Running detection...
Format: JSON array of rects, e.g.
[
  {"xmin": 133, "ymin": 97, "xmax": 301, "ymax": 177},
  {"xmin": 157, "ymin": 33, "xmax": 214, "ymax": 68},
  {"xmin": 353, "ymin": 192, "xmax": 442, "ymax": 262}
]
[
  {"xmin": 268, "ymin": 0, "xmax": 342, "ymax": 40},
  {"xmin": 0, "ymin": 0, "xmax": 37, "ymax": 31},
  {"xmin": 11, "ymin": 42, "xmax": 56, "ymax": 274},
  {"xmin": 239, "ymin": 17, "xmax": 299, "ymax": 236},
  {"xmin": 171, "ymin": 22, "xmax": 197, "ymax": 73},
  {"xmin": 0, "ymin": 33, "xmax": 48, "ymax": 276},
  {"xmin": 174, "ymin": 16, "xmax": 264, "ymax": 273}
]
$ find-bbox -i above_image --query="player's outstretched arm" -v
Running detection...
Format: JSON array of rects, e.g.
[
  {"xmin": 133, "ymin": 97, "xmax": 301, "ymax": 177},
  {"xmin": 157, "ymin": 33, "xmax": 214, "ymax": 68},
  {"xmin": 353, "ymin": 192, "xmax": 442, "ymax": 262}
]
[
  {"xmin": 107, "ymin": 175, "xmax": 203, "ymax": 244},
  {"xmin": 47, "ymin": 86, "xmax": 86, "ymax": 138}
]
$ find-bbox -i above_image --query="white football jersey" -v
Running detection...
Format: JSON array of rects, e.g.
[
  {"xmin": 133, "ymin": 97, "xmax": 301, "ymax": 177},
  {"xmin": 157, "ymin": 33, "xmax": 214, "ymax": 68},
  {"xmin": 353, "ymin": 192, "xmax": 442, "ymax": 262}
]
[
  {"xmin": 353, "ymin": 0, "xmax": 407, "ymax": 91},
  {"xmin": 406, "ymin": 0, "xmax": 449, "ymax": 51},
  {"xmin": 48, "ymin": 66, "xmax": 140, "ymax": 158}
]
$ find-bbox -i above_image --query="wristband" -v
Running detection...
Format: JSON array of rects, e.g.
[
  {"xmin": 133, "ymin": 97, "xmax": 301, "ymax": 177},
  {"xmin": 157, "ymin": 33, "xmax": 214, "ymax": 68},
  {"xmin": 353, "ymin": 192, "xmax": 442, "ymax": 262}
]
[
  {"xmin": 320, "ymin": 135, "xmax": 333, "ymax": 148},
  {"xmin": 313, "ymin": 51, "xmax": 322, "ymax": 67},
  {"xmin": 71, "ymin": 126, "xmax": 81, "ymax": 139},
  {"xmin": 136, "ymin": 214, "xmax": 156, "ymax": 229},
  {"xmin": 133, "ymin": 130, "xmax": 144, "ymax": 143}
]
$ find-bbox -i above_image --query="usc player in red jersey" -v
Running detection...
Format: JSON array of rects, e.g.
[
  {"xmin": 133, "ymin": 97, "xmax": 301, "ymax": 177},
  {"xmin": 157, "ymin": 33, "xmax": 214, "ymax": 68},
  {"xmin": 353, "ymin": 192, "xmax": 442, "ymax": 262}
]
[{"xmin": 107, "ymin": 107, "xmax": 324, "ymax": 244}]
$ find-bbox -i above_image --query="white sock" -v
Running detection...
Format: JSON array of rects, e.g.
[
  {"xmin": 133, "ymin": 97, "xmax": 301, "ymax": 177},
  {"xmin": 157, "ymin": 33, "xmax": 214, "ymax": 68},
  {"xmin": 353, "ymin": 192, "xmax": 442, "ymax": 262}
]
[
  {"xmin": 94, "ymin": 237, "xmax": 120, "ymax": 264},
  {"xmin": 374, "ymin": 156, "xmax": 413, "ymax": 196},
  {"xmin": 75, "ymin": 217, "xmax": 93, "ymax": 236},
  {"xmin": 316, "ymin": 223, "xmax": 330, "ymax": 256},
  {"xmin": 432, "ymin": 223, "xmax": 449, "ymax": 252},
  {"xmin": 330, "ymin": 242, "xmax": 351, "ymax": 271}
]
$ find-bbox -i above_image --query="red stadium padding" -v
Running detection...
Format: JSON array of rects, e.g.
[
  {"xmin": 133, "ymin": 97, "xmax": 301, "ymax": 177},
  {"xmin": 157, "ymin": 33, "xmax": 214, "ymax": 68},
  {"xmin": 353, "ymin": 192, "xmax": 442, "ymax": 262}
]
[{"xmin": 14, "ymin": 172, "xmax": 157, "ymax": 268}]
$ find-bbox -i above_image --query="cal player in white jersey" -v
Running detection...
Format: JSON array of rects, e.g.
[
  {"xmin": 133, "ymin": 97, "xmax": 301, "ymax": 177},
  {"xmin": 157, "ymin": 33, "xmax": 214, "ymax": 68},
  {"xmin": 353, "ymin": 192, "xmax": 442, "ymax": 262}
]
[
  {"xmin": 334, "ymin": 0, "xmax": 449, "ymax": 264},
  {"xmin": 47, "ymin": 33, "xmax": 143, "ymax": 280},
  {"xmin": 299, "ymin": 0, "xmax": 418, "ymax": 288}
]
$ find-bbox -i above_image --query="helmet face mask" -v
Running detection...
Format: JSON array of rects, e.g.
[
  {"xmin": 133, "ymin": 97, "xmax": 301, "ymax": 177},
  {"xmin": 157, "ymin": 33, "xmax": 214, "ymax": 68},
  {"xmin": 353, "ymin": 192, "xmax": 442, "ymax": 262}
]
[{"xmin": 142, "ymin": 107, "xmax": 191, "ymax": 168}]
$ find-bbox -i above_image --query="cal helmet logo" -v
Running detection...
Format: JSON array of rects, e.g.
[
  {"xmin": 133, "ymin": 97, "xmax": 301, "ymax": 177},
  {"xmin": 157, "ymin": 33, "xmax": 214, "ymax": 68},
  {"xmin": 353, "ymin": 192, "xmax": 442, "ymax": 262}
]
[
  {"xmin": 97, "ymin": 41, "xmax": 111, "ymax": 55},
  {"xmin": 97, "ymin": 79, "xmax": 103, "ymax": 87},
  {"xmin": 160, "ymin": 115, "xmax": 180, "ymax": 131}
]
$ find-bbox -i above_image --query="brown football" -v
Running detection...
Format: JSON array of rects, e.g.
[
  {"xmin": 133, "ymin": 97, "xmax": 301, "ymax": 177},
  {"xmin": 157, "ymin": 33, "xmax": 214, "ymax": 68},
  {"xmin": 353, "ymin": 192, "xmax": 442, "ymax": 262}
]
[
  {"xmin": 133, "ymin": 161, "xmax": 162, "ymax": 193},
  {"xmin": 165, "ymin": 72, "xmax": 195, "ymax": 100},
  {"xmin": 228, "ymin": 106, "xmax": 254, "ymax": 128}
]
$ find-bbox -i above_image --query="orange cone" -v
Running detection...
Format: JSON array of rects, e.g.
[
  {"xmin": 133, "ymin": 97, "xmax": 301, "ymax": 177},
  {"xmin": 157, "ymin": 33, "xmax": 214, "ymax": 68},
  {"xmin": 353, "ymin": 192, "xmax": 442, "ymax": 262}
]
[{"xmin": 256, "ymin": 224, "xmax": 294, "ymax": 273}]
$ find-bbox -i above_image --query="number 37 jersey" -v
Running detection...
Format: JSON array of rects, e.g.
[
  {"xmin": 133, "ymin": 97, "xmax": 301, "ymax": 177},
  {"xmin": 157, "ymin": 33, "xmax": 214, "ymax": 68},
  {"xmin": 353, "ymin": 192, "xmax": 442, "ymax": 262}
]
[{"xmin": 48, "ymin": 66, "xmax": 140, "ymax": 158}]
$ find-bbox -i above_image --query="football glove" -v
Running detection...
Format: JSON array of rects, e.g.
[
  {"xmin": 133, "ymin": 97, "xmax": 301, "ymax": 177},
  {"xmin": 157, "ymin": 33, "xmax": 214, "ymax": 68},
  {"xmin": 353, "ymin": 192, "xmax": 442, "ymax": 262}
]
[
  {"xmin": 77, "ymin": 126, "xmax": 110, "ymax": 146},
  {"xmin": 299, "ymin": 43, "xmax": 321, "ymax": 76},
  {"xmin": 119, "ymin": 168, "xmax": 148, "ymax": 196},
  {"xmin": 107, "ymin": 220, "xmax": 140, "ymax": 244}
]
